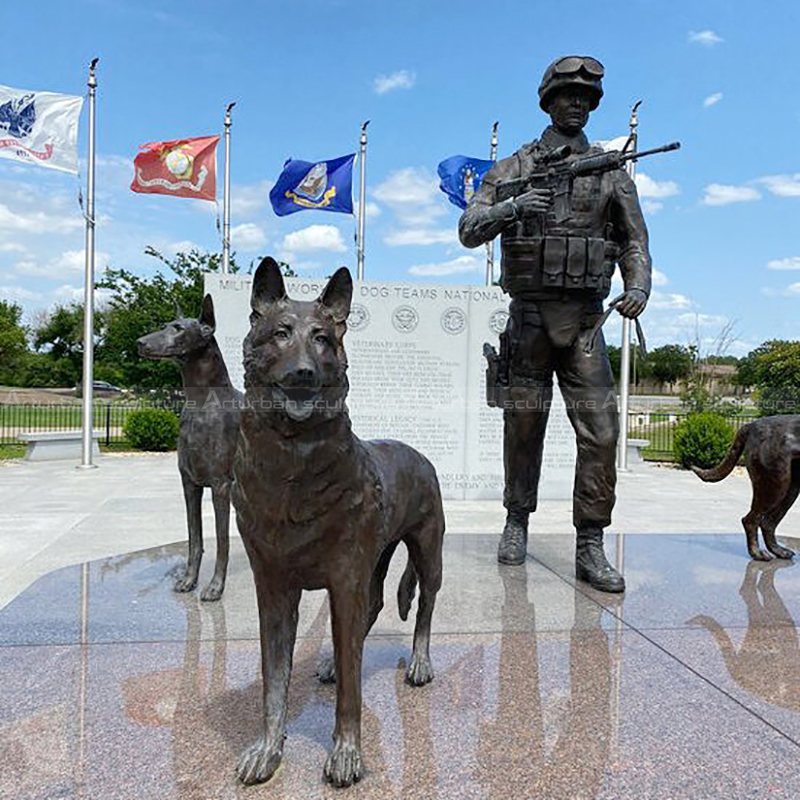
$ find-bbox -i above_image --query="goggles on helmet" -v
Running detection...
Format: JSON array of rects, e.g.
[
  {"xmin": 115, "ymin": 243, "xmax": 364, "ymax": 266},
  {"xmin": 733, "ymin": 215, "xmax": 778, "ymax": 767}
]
[{"xmin": 552, "ymin": 56, "xmax": 605, "ymax": 78}]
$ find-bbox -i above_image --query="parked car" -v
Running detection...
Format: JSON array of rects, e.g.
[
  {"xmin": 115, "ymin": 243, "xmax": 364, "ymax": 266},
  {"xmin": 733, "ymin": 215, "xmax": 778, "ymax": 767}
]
[{"xmin": 74, "ymin": 381, "xmax": 125, "ymax": 397}]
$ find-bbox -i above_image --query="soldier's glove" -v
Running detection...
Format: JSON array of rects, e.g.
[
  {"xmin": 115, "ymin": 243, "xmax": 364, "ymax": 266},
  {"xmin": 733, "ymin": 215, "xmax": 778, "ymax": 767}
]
[
  {"xmin": 511, "ymin": 187, "xmax": 552, "ymax": 218},
  {"xmin": 615, "ymin": 289, "xmax": 647, "ymax": 319}
]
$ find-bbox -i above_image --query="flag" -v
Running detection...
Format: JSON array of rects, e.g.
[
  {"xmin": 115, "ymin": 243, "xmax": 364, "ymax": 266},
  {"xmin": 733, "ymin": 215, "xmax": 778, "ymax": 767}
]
[
  {"xmin": 437, "ymin": 155, "xmax": 494, "ymax": 210},
  {"xmin": 131, "ymin": 135, "xmax": 219, "ymax": 201},
  {"xmin": 0, "ymin": 84, "xmax": 83, "ymax": 174},
  {"xmin": 594, "ymin": 135, "xmax": 631, "ymax": 152},
  {"xmin": 269, "ymin": 154, "xmax": 355, "ymax": 216}
]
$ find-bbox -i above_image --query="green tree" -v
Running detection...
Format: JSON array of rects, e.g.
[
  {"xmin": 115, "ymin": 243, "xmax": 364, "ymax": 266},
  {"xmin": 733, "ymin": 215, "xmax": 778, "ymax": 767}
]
[
  {"xmin": 738, "ymin": 340, "xmax": 800, "ymax": 415},
  {"xmin": 647, "ymin": 344, "xmax": 694, "ymax": 386},
  {"xmin": 0, "ymin": 300, "xmax": 28, "ymax": 384},
  {"xmin": 98, "ymin": 248, "xmax": 294, "ymax": 391}
]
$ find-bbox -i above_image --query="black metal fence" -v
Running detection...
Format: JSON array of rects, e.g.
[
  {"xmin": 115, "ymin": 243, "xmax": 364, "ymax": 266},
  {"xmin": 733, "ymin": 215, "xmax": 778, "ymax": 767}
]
[
  {"xmin": 628, "ymin": 410, "xmax": 755, "ymax": 461},
  {"xmin": 0, "ymin": 403, "xmax": 171, "ymax": 449},
  {"xmin": 0, "ymin": 403, "xmax": 757, "ymax": 459}
]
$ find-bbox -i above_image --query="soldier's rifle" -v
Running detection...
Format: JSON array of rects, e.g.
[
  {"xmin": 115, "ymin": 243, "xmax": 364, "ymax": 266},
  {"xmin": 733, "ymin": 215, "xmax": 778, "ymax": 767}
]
[{"xmin": 496, "ymin": 141, "xmax": 681, "ymax": 223}]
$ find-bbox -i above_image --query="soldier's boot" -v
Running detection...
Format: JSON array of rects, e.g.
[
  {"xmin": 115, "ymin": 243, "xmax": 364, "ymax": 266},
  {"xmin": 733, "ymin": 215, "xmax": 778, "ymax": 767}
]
[
  {"xmin": 575, "ymin": 527, "xmax": 625, "ymax": 593},
  {"xmin": 498, "ymin": 509, "xmax": 529, "ymax": 566}
]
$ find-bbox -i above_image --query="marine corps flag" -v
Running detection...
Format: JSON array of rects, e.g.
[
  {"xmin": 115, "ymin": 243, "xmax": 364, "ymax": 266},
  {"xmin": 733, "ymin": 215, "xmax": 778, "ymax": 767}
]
[
  {"xmin": 270, "ymin": 153, "xmax": 355, "ymax": 216},
  {"xmin": 131, "ymin": 135, "xmax": 219, "ymax": 201}
]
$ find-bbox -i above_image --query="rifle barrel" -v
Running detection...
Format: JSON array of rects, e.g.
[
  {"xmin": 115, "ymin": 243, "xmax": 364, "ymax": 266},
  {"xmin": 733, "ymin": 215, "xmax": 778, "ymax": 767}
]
[{"xmin": 624, "ymin": 141, "xmax": 681, "ymax": 161}]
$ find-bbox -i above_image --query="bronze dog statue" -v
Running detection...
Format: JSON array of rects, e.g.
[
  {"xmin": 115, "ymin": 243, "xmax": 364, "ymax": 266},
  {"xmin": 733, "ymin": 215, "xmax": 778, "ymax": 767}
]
[
  {"xmin": 693, "ymin": 416, "xmax": 797, "ymax": 561},
  {"xmin": 138, "ymin": 295, "xmax": 242, "ymax": 600},
  {"xmin": 232, "ymin": 258, "xmax": 444, "ymax": 787}
]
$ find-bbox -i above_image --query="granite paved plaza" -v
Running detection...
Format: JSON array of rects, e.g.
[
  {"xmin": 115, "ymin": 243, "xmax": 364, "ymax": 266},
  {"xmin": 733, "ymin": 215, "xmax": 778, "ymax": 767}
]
[{"xmin": 1, "ymin": 454, "xmax": 799, "ymax": 798}]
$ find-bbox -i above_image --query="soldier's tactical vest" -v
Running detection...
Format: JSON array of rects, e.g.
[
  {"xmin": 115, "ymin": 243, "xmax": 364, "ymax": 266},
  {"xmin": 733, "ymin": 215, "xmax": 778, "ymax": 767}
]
[{"xmin": 499, "ymin": 143, "xmax": 619, "ymax": 300}]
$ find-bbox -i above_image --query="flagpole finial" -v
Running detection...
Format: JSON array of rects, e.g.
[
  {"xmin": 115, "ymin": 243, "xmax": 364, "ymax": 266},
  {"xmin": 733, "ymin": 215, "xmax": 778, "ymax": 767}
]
[
  {"xmin": 630, "ymin": 99, "xmax": 642, "ymax": 131},
  {"xmin": 225, "ymin": 102, "xmax": 236, "ymax": 124},
  {"xmin": 360, "ymin": 120, "xmax": 370, "ymax": 142},
  {"xmin": 88, "ymin": 57, "xmax": 99, "ymax": 87}
]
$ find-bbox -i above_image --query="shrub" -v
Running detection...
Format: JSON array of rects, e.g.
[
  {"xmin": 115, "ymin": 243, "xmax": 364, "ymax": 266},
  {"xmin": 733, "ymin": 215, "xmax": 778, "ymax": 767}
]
[
  {"xmin": 673, "ymin": 412, "xmax": 735, "ymax": 470},
  {"xmin": 123, "ymin": 408, "xmax": 180, "ymax": 451}
]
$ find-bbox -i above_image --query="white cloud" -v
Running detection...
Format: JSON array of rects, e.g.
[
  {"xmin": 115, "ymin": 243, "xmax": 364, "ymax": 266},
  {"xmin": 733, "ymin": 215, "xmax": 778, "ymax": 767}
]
[
  {"xmin": 648, "ymin": 291, "xmax": 693, "ymax": 310},
  {"xmin": 14, "ymin": 250, "xmax": 111, "ymax": 279},
  {"xmin": 280, "ymin": 224, "xmax": 347, "ymax": 254},
  {"xmin": 165, "ymin": 239, "xmax": 203, "ymax": 255},
  {"xmin": 635, "ymin": 172, "xmax": 679, "ymax": 199},
  {"xmin": 408, "ymin": 255, "xmax": 482, "ymax": 277},
  {"xmin": 353, "ymin": 200, "xmax": 381, "ymax": 220},
  {"xmin": 0, "ymin": 284, "xmax": 41, "ymax": 302},
  {"xmin": 0, "ymin": 242, "xmax": 27, "ymax": 254},
  {"xmin": 755, "ymin": 174, "xmax": 800, "ymax": 197},
  {"xmin": 0, "ymin": 203, "xmax": 83, "ymax": 234},
  {"xmin": 767, "ymin": 256, "xmax": 800, "ymax": 271},
  {"xmin": 372, "ymin": 167, "xmax": 446, "ymax": 229},
  {"xmin": 373, "ymin": 70, "xmax": 416, "ymax": 95},
  {"xmin": 384, "ymin": 228, "xmax": 458, "ymax": 247},
  {"xmin": 230, "ymin": 180, "xmax": 273, "ymax": 217},
  {"xmin": 231, "ymin": 223, "xmax": 267, "ymax": 252},
  {"xmin": 642, "ymin": 199, "xmax": 664, "ymax": 214},
  {"xmin": 703, "ymin": 92, "xmax": 723, "ymax": 108},
  {"xmin": 702, "ymin": 183, "xmax": 761, "ymax": 206},
  {"xmin": 688, "ymin": 30, "xmax": 723, "ymax": 46},
  {"xmin": 652, "ymin": 267, "xmax": 669, "ymax": 286}
]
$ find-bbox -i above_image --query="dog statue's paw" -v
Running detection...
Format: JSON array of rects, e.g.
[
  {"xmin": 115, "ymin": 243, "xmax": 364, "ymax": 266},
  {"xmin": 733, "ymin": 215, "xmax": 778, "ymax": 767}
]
[
  {"xmin": 237, "ymin": 738, "xmax": 283, "ymax": 785},
  {"xmin": 200, "ymin": 577, "xmax": 225, "ymax": 602},
  {"xmin": 769, "ymin": 544, "xmax": 795, "ymax": 560},
  {"xmin": 315, "ymin": 656, "xmax": 336, "ymax": 684},
  {"xmin": 750, "ymin": 549, "xmax": 774, "ymax": 562},
  {"xmin": 173, "ymin": 571, "xmax": 198, "ymax": 593},
  {"xmin": 324, "ymin": 740, "xmax": 362, "ymax": 788},
  {"xmin": 405, "ymin": 653, "xmax": 434, "ymax": 686}
]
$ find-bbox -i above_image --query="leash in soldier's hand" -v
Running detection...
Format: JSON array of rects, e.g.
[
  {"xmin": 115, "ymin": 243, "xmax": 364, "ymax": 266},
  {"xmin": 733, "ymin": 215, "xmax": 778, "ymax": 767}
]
[{"xmin": 584, "ymin": 293, "xmax": 647, "ymax": 357}]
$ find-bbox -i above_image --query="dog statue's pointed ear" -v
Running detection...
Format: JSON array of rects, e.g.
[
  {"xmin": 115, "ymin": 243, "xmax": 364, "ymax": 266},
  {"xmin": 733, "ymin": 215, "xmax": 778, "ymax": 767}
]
[
  {"xmin": 318, "ymin": 267, "xmax": 353, "ymax": 322},
  {"xmin": 251, "ymin": 256, "xmax": 287, "ymax": 313},
  {"xmin": 173, "ymin": 299, "xmax": 185, "ymax": 320},
  {"xmin": 199, "ymin": 294, "xmax": 216, "ymax": 333}
]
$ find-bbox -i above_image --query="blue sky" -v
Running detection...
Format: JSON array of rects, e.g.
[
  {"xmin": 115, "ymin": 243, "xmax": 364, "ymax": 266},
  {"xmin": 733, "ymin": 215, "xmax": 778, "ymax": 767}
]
[{"xmin": 1, "ymin": 0, "xmax": 799, "ymax": 355}]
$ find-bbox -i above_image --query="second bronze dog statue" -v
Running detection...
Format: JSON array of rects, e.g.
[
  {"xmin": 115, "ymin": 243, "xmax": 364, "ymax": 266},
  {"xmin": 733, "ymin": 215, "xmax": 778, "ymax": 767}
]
[
  {"xmin": 232, "ymin": 258, "xmax": 445, "ymax": 788},
  {"xmin": 693, "ymin": 415, "xmax": 797, "ymax": 561}
]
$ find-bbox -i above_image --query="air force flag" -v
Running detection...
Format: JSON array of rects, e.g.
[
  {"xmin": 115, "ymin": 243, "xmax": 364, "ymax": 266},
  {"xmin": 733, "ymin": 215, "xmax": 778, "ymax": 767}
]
[
  {"xmin": 0, "ymin": 84, "xmax": 83, "ymax": 174},
  {"xmin": 437, "ymin": 155, "xmax": 494, "ymax": 210},
  {"xmin": 269, "ymin": 154, "xmax": 355, "ymax": 216}
]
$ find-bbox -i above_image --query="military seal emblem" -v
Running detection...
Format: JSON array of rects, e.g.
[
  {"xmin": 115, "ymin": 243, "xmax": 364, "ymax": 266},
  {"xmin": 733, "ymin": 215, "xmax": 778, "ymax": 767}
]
[
  {"xmin": 440, "ymin": 307, "xmax": 467, "ymax": 335},
  {"xmin": 392, "ymin": 305, "xmax": 419, "ymax": 333}
]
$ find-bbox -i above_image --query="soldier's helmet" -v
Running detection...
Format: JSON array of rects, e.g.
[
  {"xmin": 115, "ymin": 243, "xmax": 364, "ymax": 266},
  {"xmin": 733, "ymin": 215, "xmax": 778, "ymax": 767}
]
[{"xmin": 538, "ymin": 56, "xmax": 604, "ymax": 112}]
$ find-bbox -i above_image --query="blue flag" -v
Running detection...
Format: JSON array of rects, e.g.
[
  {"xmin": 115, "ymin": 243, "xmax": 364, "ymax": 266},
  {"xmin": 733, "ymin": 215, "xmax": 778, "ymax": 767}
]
[
  {"xmin": 437, "ymin": 155, "xmax": 494, "ymax": 210},
  {"xmin": 269, "ymin": 153, "xmax": 355, "ymax": 216}
]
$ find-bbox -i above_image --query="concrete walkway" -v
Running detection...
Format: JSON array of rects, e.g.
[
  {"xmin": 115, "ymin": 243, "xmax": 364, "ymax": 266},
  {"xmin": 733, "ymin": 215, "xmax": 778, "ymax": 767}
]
[{"xmin": 1, "ymin": 452, "xmax": 796, "ymax": 610}]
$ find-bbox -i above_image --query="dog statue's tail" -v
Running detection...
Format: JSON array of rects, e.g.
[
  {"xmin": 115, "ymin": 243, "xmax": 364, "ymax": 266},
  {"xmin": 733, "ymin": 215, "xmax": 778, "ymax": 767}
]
[
  {"xmin": 397, "ymin": 556, "xmax": 418, "ymax": 621},
  {"xmin": 691, "ymin": 424, "xmax": 750, "ymax": 482}
]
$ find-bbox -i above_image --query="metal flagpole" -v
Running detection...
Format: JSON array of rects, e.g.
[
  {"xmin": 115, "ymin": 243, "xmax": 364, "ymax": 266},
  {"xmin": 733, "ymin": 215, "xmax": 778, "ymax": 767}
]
[
  {"xmin": 617, "ymin": 100, "xmax": 641, "ymax": 471},
  {"xmin": 485, "ymin": 121, "xmax": 499, "ymax": 286},
  {"xmin": 78, "ymin": 58, "xmax": 99, "ymax": 470},
  {"xmin": 357, "ymin": 120, "xmax": 369, "ymax": 280},
  {"xmin": 222, "ymin": 102, "xmax": 235, "ymax": 275}
]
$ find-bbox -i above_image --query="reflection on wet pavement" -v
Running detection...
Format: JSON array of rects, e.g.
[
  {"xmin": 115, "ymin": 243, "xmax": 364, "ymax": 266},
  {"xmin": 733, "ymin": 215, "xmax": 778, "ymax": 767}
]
[{"xmin": 1, "ymin": 534, "xmax": 798, "ymax": 799}]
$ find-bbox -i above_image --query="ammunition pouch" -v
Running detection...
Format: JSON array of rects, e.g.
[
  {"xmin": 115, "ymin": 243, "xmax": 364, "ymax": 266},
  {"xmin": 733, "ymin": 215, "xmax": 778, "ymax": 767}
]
[
  {"xmin": 484, "ymin": 332, "xmax": 511, "ymax": 408},
  {"xmin": 500, "ymin": 234, "xmax": 616, "ymax": 298}
]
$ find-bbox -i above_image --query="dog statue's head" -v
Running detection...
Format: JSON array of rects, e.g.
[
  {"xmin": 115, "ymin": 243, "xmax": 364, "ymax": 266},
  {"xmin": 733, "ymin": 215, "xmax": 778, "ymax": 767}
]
[
  {"xmin": 244, "ymin": 256, "xmax": 352, "ymax": 424},
  {"xmin": 137, "ymin": 294, "xmax": 217, "ymax": 360}
]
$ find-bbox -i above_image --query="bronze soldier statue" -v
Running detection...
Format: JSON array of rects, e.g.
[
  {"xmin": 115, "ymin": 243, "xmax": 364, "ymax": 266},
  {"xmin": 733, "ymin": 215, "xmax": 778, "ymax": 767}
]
[{"xmin": 460, "ymin": 56, "xmax": 653, "ymax": 593}]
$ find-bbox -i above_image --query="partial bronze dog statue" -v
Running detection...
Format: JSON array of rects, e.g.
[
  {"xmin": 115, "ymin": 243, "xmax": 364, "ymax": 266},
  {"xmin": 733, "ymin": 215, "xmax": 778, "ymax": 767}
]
[
  {"xmin": 693, "ymin": 416, "xmax": 797, "ymax": 561},
  {"xmin": 232, "ymin": 258, "xmax": 444, "ymax": 788},
  {"xmin": 138, "ymin": 295, "xmax": 241, "ymax": 600}
]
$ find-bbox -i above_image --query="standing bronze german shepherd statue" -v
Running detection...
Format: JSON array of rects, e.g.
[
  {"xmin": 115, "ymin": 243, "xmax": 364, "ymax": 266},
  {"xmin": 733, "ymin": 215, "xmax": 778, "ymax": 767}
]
[
  {"xmin": 138, "ymin": 295, "xmax": 241, "ymax": 600},
  {"xmin": 693, "ymin": 416, "xmax": 797, "ymax": 561},
  {"xmin": 233, "ymin": 258, "xmax": 444, "ymax": 788}
]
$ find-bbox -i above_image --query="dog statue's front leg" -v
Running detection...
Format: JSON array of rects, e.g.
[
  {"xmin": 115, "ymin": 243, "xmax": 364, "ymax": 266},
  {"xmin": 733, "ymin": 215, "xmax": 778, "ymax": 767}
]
[
  {"xmin": 237, "ymin": 579, "xmax": 301, "ymax": 785},
  {"xmin": 324, "ymin": 580, "xmax": 369, "ymax": 787}
]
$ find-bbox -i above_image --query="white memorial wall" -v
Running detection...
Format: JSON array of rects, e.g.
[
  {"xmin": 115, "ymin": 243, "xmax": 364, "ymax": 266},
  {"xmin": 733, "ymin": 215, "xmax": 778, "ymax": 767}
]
[{"xmin": 206, "ymin": 275, "xmax": 576, "ymax": 501}]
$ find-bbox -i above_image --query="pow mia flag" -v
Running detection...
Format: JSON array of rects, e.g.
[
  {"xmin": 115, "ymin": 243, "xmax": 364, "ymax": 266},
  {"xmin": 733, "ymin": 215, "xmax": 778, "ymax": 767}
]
[{"xmin": 0, "ymin": 84, "xmax": 83, "ymax": 174}]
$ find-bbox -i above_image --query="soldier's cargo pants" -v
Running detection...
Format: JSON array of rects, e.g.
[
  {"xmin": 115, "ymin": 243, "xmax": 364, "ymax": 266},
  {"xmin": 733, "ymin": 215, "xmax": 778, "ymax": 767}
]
[{"xmin": 502, "ymin": 298, "xmax": 619, "ymax": 529}]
